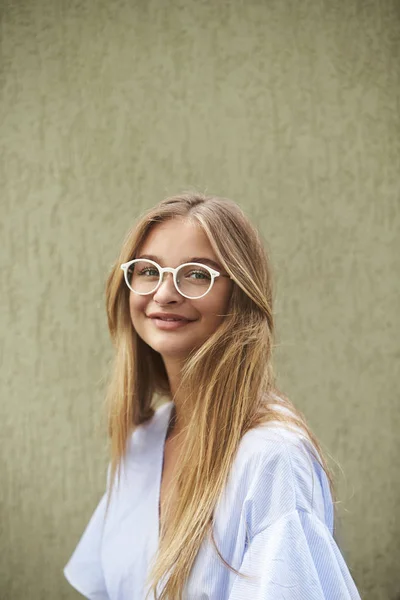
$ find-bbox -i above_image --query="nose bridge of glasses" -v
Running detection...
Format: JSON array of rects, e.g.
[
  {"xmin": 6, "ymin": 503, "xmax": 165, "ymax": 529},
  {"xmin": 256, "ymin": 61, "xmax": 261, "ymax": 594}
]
[
  {"xmin": 157, "ymin": 267, "xmax": 179, "ymax": 292},
  {"xmin": 159, "ymin": 266, "xmax": 176, "ymax": 276}
]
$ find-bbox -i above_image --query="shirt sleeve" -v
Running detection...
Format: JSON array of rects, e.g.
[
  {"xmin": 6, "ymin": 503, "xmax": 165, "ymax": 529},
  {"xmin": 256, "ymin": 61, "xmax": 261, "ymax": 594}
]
[
  {"xmin": 227, "ymin": 428, "xmax": 361, "ymax": 600},
  {"xmin": 228, "ymin": 508, "xmax": 361, "ymax": 600},
  {"xmin": 63, "ymin": 491, "xmax": 110, "ymax": 600}
]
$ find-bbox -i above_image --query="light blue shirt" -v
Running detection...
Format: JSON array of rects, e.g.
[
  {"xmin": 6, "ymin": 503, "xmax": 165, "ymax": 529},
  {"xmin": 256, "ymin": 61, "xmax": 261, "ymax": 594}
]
[{"xmin": 64, "ymin": 400, "xmax": 361, "ymax": 599}]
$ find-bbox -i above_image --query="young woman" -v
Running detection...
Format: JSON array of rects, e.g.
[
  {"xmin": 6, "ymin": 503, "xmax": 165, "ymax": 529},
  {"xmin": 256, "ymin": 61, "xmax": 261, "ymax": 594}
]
[{"xmin": 64, "ymin": 192, "xmax": 361, "ymax": 600}]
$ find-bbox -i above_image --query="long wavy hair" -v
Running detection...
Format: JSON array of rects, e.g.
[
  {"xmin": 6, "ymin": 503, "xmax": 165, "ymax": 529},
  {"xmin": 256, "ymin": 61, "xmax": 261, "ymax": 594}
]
[{"xmin": 104, "ymin": 192, "xmax": 334, "ymax": 599}]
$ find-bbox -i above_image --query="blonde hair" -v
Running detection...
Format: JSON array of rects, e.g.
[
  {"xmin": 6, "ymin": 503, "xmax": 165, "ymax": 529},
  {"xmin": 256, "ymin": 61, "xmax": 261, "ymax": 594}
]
[{"xmin": 104, "ymin": 192, "xmax": 334, "ymax": 599}]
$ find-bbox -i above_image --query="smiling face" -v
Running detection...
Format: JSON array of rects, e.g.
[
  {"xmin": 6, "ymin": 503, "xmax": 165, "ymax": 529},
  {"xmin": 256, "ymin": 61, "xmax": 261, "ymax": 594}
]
[{"xmin": 129, "ymin": 218, "xmax": 233, "ymax": 365}]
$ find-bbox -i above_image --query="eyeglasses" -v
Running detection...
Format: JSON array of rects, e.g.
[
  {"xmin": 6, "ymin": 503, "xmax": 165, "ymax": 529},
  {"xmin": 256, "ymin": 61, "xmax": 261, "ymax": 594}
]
[{"xmin": 120, "ymin": 258, "xmax": 227, "ymax": 299}]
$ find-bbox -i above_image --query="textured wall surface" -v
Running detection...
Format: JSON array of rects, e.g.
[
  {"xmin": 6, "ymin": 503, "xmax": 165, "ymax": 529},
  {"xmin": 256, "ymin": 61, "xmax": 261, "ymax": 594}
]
[{"xmin": 1, "ymin": 1, "xmax": 399, "ymax": 598}]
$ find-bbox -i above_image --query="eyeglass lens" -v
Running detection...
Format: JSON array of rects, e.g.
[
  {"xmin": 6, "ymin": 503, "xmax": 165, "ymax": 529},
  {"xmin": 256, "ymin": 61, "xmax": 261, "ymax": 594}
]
[{"xmin": 126, "ymin": 260, "xmax": 213, "ymax": 298}]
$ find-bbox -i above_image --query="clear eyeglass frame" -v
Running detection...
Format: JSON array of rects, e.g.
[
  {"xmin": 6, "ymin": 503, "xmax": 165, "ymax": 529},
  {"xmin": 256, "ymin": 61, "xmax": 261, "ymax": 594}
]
[{"xmin": 120, "ymin": 258, "xmax": 224, "ymax": 299}]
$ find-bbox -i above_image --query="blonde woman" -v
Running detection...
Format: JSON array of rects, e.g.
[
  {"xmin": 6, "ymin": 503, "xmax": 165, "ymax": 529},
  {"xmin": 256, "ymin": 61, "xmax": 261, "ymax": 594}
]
[{"xmin": 64, "ymin": 193, "xmax": 361, "ymax": 600}]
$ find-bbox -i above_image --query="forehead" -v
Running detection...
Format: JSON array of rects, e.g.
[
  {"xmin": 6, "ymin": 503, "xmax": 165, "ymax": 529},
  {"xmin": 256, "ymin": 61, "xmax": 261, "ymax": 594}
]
[{"xmin": 137, "ymin": 218, "xmax": 216, "ymax": 262}]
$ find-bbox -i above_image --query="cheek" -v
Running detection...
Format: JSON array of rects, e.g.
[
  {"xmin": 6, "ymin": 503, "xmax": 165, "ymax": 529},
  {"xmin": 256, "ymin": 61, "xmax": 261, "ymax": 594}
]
[
  {"xmin": 129, "ymin": 293, "xmax": 148, "ymax": 322},
  {"xmin": 198, "ymin": 297, "xmax": 230, "ymax": 328},
  {"xmin": 211, "ymin": 283, "xmax": 232, "ymax": 316}
]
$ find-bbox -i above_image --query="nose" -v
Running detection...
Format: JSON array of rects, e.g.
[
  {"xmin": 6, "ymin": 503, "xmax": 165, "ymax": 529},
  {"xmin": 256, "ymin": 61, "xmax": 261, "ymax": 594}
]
[{"xmin": 152, "ymin": 272, "xmax": 182, "ymax": 303}]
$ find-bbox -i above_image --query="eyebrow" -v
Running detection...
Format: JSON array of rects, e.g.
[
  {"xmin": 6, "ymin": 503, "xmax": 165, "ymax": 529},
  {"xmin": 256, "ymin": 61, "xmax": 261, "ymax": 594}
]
[{"xmin": 136, "ymin": 254, "xmax": 222, "ymax": 271}]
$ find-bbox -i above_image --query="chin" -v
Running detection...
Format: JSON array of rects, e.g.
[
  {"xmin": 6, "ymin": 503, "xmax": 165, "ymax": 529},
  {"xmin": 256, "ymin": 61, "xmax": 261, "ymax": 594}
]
[
  {"xmin": 139, "ymin": 335, "xmax": 191, "ymax": 357},
  {"xmin": 155, "ymin": 342, "xmax": 195, "ymax": 358}
]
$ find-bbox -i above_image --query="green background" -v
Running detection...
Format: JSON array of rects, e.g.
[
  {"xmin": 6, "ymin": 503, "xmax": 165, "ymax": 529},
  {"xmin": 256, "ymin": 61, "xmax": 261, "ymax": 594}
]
[{"xmin": 1, "ymin": 1, "xmax": 399, "ymax": 598}]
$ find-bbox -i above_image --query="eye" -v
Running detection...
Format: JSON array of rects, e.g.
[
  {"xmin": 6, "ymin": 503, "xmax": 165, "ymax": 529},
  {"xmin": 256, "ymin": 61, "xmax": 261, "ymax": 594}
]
[
  {"xmin": 186, "ymin": 268, "xmax": 211, "ymax": 280},
  {"xmin": 138, "ymin": 267, "xmax": 159, "ymax": 277}
]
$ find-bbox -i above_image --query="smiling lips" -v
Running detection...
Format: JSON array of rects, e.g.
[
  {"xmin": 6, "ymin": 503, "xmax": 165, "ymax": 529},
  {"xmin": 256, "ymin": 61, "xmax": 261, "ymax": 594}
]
[
  {"xmin": 148, "ymin": 313, "xmax": 194, "ymax": 321},
  {"xmin": 153, "ymin": 317, "xmax": 186, "ymax": 322},
  {"xmin": 148, "ymin": 313, "xmax": 195, "ymax": 330}
]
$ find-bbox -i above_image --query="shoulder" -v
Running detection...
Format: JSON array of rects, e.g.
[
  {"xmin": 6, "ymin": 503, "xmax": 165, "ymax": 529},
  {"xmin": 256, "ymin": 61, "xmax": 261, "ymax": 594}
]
[
  {"xmin": 110, "ymin": 402, "xmax": 173, "ymax": 488},
  {"xmin": 107, "ymin": 402, "xmax": 173, "ymax": 500},
  {"xmin": 227, "ymin": 419, "xmax": 334, "ymax": 538}
]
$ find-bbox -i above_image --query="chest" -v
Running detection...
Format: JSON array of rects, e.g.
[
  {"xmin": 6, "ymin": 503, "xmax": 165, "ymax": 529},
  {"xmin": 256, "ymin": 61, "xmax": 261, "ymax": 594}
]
[{"xmin": 100, "ymin": 422, "xmax": 250, "ymax": 599}]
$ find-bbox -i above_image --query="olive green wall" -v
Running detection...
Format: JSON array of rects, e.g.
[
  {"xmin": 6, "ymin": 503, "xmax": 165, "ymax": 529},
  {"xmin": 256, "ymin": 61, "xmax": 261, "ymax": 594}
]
[{"xmin": 1, "ymin": 1, "xmax": 399, "ymax": 598}]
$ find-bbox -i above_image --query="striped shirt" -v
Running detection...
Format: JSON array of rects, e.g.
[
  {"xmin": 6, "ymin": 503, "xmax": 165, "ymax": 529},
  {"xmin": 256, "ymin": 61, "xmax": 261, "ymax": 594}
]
[{"xmin": 64, "ymin": 400, "xmax": 361, "ymax": 599}]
